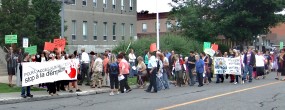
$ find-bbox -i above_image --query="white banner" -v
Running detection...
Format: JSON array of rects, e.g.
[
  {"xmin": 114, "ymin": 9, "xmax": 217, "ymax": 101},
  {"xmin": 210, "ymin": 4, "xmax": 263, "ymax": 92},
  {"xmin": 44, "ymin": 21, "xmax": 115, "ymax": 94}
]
[
  {"xmin": 22, "ymin": 59, "xmax": 79, "ymax": 87},
  {"xmin": 214, "ymin": 57, "xmax": 242, "ymax": 75}
]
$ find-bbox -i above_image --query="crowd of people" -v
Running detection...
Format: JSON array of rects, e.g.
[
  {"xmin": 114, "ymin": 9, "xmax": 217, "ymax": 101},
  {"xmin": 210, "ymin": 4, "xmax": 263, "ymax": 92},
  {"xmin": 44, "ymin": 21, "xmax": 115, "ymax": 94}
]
[{"xmin": 4, "ymin": 46, "xmax": 285, "ymax": 98}]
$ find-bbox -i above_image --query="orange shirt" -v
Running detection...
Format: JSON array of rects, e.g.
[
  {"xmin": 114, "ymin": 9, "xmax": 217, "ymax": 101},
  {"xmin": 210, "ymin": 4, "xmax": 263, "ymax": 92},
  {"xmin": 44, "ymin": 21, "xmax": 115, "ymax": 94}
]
[
  {"xmin": 119, "ymin": 59, "xmax": 130, "ymax": 74},
  {"xmin": 103, "ymin": 58, "xmax": 109, "ymax": 73}
]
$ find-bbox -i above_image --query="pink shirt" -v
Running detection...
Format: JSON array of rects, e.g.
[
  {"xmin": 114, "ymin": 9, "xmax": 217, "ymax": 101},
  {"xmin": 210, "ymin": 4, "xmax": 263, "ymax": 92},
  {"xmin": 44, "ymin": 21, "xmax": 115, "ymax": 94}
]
[{"xmin": 119, "ymin": 59, "xmax": 130, "ymax": 74}]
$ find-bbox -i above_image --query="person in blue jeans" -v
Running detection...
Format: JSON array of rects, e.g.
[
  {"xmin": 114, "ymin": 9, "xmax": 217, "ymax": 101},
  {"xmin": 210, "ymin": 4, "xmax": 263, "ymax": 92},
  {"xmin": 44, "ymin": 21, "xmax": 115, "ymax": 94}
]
[
  {"xmin": 243, "ymin": 47, "xmax": 256, "ymax": 83},
  {"xmin": 20, "ymin": 53, "xmax": 33, "ymax": 98},
  {"xmin": 128, "ymin": 49, "xmax": 137, "ymax": 78},
  {"xmin": 161, "ymin": 54, "xmax": 170, "ymax": 89},
  {"xmin": 195, "ymin": 55, "xmax": 205, "ymax": 87}
]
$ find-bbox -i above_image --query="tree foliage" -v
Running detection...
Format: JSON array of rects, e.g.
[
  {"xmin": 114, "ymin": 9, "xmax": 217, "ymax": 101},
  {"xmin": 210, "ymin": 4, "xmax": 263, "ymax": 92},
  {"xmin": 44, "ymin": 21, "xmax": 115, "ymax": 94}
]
[
  {"xmin": 170, "ymin": 0, "xmax": 285, "ymax": 43},
  {"xmin": 0, "ymin": 0, "xmax": 61, "ymax": 50},
  {"xmin": 112, "ymin": 34, "xmax": 203, "ymax": 57}
]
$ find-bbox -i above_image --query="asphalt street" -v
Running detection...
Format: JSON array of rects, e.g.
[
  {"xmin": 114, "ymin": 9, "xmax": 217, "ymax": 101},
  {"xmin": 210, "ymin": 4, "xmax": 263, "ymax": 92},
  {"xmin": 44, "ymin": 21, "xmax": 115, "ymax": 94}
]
[{"xmin": 1, "ymin": 72, "xmax": 285, "ymax": 110}]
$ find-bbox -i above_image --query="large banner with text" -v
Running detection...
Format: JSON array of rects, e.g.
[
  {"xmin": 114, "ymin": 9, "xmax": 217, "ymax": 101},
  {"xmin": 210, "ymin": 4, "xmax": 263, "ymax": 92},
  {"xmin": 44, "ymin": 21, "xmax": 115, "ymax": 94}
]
[
  {"xmin": 22, "ymin": 59, "xmax": 79, "ymax": 87},
  {"xmin": 214, "ymin": 57, "xmax": 242, "ymax": 75}
]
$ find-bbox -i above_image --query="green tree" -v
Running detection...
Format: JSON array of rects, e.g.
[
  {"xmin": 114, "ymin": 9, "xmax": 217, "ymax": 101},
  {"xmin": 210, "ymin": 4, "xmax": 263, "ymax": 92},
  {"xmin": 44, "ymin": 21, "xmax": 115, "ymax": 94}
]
[
  {"xmin": 0, "ymin": 0, "xmax": 62, "ymax": 50},
  {"xmin": 0, "ymin": 0, "xmax": 36, "ymax": 48},
  {"xmin": 170, "ymin": 0, "xmax": 285, "ymax": 45}
]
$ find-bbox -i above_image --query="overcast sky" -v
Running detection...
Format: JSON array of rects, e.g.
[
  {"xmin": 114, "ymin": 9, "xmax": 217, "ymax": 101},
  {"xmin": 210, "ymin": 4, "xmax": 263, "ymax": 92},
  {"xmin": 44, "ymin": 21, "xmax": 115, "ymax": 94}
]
[{"xmin": 137, "ymin": 0, "xmax": 173, "ymax": 13}]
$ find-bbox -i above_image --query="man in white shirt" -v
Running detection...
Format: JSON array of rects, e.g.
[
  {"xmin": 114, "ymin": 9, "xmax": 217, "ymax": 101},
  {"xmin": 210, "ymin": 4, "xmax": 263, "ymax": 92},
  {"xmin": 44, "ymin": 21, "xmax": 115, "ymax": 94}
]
[
  {"xmin": 128, "ymin": 49, "xmax": 136, "ymax": 78},
  {"xmin": 79, "ymin": 48, "xmax": 91, "ymax": 86},
  {"xmin": 145, "ymin": 51, "xmax": 158, "ymax": 93}
]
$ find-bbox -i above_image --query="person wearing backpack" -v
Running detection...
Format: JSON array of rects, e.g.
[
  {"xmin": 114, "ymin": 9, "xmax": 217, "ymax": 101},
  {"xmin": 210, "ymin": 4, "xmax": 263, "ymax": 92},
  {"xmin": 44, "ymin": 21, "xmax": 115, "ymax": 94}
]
[{"xmin": 108, "ymin": 54, "xmax": 120, "ymax": 96}]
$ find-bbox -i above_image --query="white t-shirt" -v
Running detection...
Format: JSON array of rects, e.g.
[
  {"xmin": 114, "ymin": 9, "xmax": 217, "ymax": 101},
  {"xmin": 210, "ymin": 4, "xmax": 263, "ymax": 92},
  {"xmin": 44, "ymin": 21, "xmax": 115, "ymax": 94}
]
[{"xmin": 255, "ymin": 55, "xmax": 265, "ymax": 67}]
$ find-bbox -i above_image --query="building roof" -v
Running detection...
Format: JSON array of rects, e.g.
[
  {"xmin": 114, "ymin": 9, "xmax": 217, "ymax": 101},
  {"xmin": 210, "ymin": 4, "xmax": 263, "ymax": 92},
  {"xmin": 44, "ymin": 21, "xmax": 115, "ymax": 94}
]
[{"xmin": 137, "ymin": 12, "xmax": 170, "ymax": 20}]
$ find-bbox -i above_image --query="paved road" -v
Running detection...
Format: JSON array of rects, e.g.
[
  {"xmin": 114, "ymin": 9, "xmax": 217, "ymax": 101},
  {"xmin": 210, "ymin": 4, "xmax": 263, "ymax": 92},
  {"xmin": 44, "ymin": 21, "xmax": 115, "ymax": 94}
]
[{"xmin": 1, "ymin": 73, "xmax": 285, "ymax": 110}]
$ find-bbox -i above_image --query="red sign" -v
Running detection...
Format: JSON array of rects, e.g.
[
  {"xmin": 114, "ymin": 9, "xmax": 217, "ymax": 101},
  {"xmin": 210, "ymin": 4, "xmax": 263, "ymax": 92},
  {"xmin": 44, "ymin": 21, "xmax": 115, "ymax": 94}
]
[
  {"xmin": 150, "ymin": 43, "xmax": 157, "ymax": 52},
  {"xmin": 211, "ymin": 44, "xmax": 219, "ymax": 51},
  {"xmin": 44, "ymin": 42, "xmax": 56, "ymax": 51},
  {"xmin": 53, "ymin": 39, "xmax": 66, "ymax": 51}
]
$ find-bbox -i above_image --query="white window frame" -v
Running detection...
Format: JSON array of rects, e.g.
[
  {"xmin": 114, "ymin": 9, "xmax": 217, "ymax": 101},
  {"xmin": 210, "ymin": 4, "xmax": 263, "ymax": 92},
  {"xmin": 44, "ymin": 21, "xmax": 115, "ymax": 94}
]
[
  {"xmin": 142, "ymin": 23, "xmax": 147, "ymax": 32},
  {"xmin": 129, "ymin": 0, "xmax": 133, "ymax": 11},
  {"xmin": 112, "ymin": 0, "xmax": 116, "ymax": 9},
  {"xmin": 82, "ymin": 0, "xmax": 87, "ymax": 6},
  {"xmin": 93, "ymin": 21, "xmax": 97, "ymax": 41},
  {"xmin": 72, "ymin": 20, "xmax": 76, "ymax": 41},
  {"xmin": 83, "ymin": 21, "xmax": 87, "ymax": 41},
  {"xmin": 93, "ymin": 0, "xmax": 97, "ymax": 7},
  {"xmin": 130, "ymin": 24, "xmax": 133, "ymax": 39},
  {"xmin": 103, "ymin": 0, "xmax": 107, "ymax": 8},
  {"xmin": 121, "ymin": 0, "xmax": 124, "ymax": 10},
  {"xmin": 113, "ymin": 23, "xmax": 116, "ymax": 41},
  {"xmin": 121, "ymin": 23, "xmax": 125, "ymax": 40},
  {"xmin": 103, "ymin": 22, "xmax": 107, "ymax": 41}
]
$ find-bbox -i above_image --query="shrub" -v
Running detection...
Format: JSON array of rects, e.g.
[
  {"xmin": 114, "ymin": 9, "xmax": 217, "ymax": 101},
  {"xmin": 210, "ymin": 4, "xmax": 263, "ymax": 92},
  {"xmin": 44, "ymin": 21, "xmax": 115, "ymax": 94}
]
[{"xmin": 112, "ymin": 34, "xmax": 203, "ymax": 57}]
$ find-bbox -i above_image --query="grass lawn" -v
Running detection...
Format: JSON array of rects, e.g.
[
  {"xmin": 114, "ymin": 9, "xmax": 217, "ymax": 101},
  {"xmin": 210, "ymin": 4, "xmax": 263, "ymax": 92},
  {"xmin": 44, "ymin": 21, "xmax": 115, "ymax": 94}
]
[
  {"xmin": 0, "ymin": 83, "xmax": 45, "ymax": 93},
  {"xmin": 128, "ymin": 77, "xmax": 137, "ymax": 85}
]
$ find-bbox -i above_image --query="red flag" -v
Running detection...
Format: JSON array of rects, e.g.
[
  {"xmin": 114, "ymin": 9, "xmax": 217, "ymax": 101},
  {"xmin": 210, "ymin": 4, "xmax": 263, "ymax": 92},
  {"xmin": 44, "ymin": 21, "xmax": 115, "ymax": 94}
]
[{"xmin": 211, "ymin": 44, "xmax": 219, "ymax": 51}]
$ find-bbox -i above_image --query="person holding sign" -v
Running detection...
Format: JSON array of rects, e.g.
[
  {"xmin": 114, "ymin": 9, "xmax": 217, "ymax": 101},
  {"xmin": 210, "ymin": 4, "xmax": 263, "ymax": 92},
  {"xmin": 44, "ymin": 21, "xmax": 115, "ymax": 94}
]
[
  {"xmin": 5, "ymin": 47, "xmax": 17, "ymax": 87},
  {"xmin": 20, "ymin": 53, "xmax": 33, "ymax": 98}
]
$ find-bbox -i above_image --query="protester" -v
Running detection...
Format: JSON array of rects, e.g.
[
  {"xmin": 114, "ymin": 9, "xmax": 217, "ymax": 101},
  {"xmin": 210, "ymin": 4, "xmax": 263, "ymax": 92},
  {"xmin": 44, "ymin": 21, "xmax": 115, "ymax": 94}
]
[
  {"xmin": 173, "ymin": 54, "xmax": 183, "ymax": 87},
  {"xmin": 20, "ymin": 53, "xmax": 33, "ymax": 98},
  {"xmin": 187, "ymin": 51, "xmax": 196, "ymax": 86},
  {"xmin": 195, "ymin": 55, "xmax": 205, "ymax": 87},
  {"xmin": 243, "ymin": 47, "xmax": 256, "ymax": 83},
  {"xmin": 79, "ymin": 48, "xmax": 91, "ymax": 86},
  {"xmin": 215, "ymin": 50, "xmax": 224, "ymax": 83},
  {"xmin": 228, "ymin": 49, "xmax": 235, "ymax": 83},
  {"xmin": 145, "ymin": 52, "xmax": 158, "ymax": 93},
  {"xmin": 91, "ymin": 54, "xmax": 103, "ymax": 88},
  {"xmin": 169, "ymin": 50, "xmax": 176, "ymax": 81},
  {"xmin": 128, "ymin": 49, "xmax": 137, "ymax": 78},
  {"xmin": 68, "ymin": 54, "xmax": 82, "ymax": 93},
  {"xmin": 156, "ymin": 52, "xmax": 164, "ymax": 90},
  {"xmin": 200, "ymin": 52, "xmax": 209, "ymax": 84},
  {"xmin": 108, "ymin": 54, "xmax": 119, "ymax": 96},
  {"xmin": 118, "ymin": 54, "xmax": 132, "ymax": 93},
  {"xmin": 255, "ymin": 51, "xmax": 266, "ymax": 80},
  {"xmin": 136, "ymin": 56, "xmax": 147, "ymax": 89},
  {"xmin": 5, "ymin": 47, "xmax": 17, "ymax": 87},
  {"xmin": 47, "ymin": 53, "xmax": 58, "ymax": 96},
  {"xmin": 264, "ymin": 51, "xmax": 271, "ymax": 75},
  {"xmin": 103, "ymin": 53, "xmax": 110, "ymax": 87},
  {"xmin": 278, "ymin": 49, "xmax": 285, "ymax": 80},
  {"xmin": 160, "ymin": 53, "xmax": 170, "ymax": 89}
]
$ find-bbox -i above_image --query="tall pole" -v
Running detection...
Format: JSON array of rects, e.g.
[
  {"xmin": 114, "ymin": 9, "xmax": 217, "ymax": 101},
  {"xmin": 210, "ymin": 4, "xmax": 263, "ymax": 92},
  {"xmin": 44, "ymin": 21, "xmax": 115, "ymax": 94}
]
[
  {"xmin": 156, "ymin": 0, "xmax": 160, "ymax": 50},
  {"xmin": 61, "ymin": 0, "xmax": 64, "ymax": 39}
]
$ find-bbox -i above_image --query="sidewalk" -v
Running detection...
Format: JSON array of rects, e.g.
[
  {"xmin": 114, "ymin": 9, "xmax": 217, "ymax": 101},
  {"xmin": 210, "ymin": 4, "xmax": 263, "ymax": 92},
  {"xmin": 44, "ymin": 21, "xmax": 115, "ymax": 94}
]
[{"xmin": 0, "ymin": 76, "xmax": 134, "ymax": 105}]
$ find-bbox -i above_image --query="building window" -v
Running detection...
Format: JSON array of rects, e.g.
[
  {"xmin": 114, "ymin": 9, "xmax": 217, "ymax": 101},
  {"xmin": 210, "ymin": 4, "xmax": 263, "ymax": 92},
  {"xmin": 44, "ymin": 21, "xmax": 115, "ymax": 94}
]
[
  {"xmin": 82, "ymin": 0, "xmax": 86, "ymax": 6},
  {"xmin": 103, "ymin": 22, "xmax": 107, "ymax": 41},
  {"xmin": 142, "ymin": 23, "xmax": 147, "ymax": 32},
  {"xmin": 72, "ymin": 20, "xmax": 76, "ymax": 40},
  {"xmin": 113, "ymin": 23, "xmax": 116, "ymax": 41},
  {"xmin": 121, "ymin": 0, "xmax": 124, "ymax": 10},
  {"xmin": 121, "ymin": 23, "xmax": 125, "ymax": 40},
  {"xmin": 83, "ymin": 21, "xmax": 87, "ymax": 41},
  {"xmin": 112, "ymin": 0, "xmax": 116, "ymax": 9},
  {"xmin": 69, "ymin": 0, "xmax": 76, "ymax": 5},
  {"xmin": 93, "ymin": 22, "xmax": 97, "ymax": 41},
  {"xmin": 93, "ymin": 0, "xmax": 97, "ymax": 7},
  {"xmin": 129, "ymin": 0, "xmax": 133, "ymax": 11},
  {"xmin": 166, "ymin": 21, "xmax": 172, "ymax": 30},
  {"xmin": 130, "ymin": 24, "xmax": 133, "ymax": 38},
  {"xmin": 103, "ymin": 0, "xmax": 107, "ymax": 8}
]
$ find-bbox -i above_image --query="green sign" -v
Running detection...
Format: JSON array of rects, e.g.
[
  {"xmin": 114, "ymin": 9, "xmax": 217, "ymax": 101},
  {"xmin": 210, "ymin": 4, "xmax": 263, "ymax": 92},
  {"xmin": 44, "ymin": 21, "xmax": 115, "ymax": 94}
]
[
  {"xmin": 25, "ymin": 46, "xmax": 37, "ymax": 55},
  {"xmin": 5, "ymin": 35, "xmax": 17, "ymax": 44},
  {"xmin": 203, "ymin": 42, "xmax": 211, "ymax": 50},
  {"xmin": 280, "ymin": 42, "xmax": 283, "ymax": 50}
]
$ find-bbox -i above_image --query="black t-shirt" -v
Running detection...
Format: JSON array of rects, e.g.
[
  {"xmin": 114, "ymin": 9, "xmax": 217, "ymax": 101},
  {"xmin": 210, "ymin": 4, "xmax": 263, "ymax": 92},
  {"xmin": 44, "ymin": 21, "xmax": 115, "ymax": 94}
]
[{"xmin": 187, "ymin": 56, "xmax": 196, "ymax": 69}]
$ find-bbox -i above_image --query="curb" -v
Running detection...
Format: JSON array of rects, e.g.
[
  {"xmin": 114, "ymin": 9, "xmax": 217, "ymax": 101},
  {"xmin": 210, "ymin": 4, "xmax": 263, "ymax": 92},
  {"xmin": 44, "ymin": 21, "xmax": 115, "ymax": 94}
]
[{"xmin": 0, "ymin": 85, "xmax": 137, "ymax": 105}]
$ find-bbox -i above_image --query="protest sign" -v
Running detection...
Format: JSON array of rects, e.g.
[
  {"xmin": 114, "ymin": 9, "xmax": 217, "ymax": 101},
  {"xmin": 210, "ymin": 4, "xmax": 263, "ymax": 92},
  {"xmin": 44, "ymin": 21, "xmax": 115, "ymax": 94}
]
[
  {"xmin": 214, "ymin": 57, "xmax": 241, "ymax": 75},
  {"xmin": 211, "ymin": 44, "xmax": 218, "ymax": 51},
  {"xmin": 203, "ymin": 42, "xmax": 211, "ymax": 50},
  {"xmin": 5, "ymin": 35, "xmax": 17, "ymax": 44},
  {"xmin": 23, "ymin": 38, "xmax": 29, "ymax": 48},
  {"xmin": 22, "ymin": 59, "xmax": 79, "ymax": 87},
  {"xmin": 280, "ymin": 42, "xmax": 283, "ymax": 49},
  {"xmin": 150, "ymin": 43, "xmax": 157, "ymax": 52},
  {"xmin": 44, "ymin": 42, "xmax": 56, "ymax": 51},
  {"xmin": 54, "ymin": 39, "xmax": 66, "ymax": 51},
  {"xmin": 204, "ymin": 48, "xmax": 215, "ymax": 57},
  {"xmin": 24, "ymin": 46, "xmax": 37, "ymax": 55}
]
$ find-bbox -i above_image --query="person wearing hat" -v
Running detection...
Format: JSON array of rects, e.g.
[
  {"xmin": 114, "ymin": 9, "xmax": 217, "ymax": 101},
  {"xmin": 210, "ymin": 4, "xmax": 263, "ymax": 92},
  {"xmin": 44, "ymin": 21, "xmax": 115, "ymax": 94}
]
[{"xmin": 20, "ymin": 53, "xmax": 33, "ymax": 98}]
